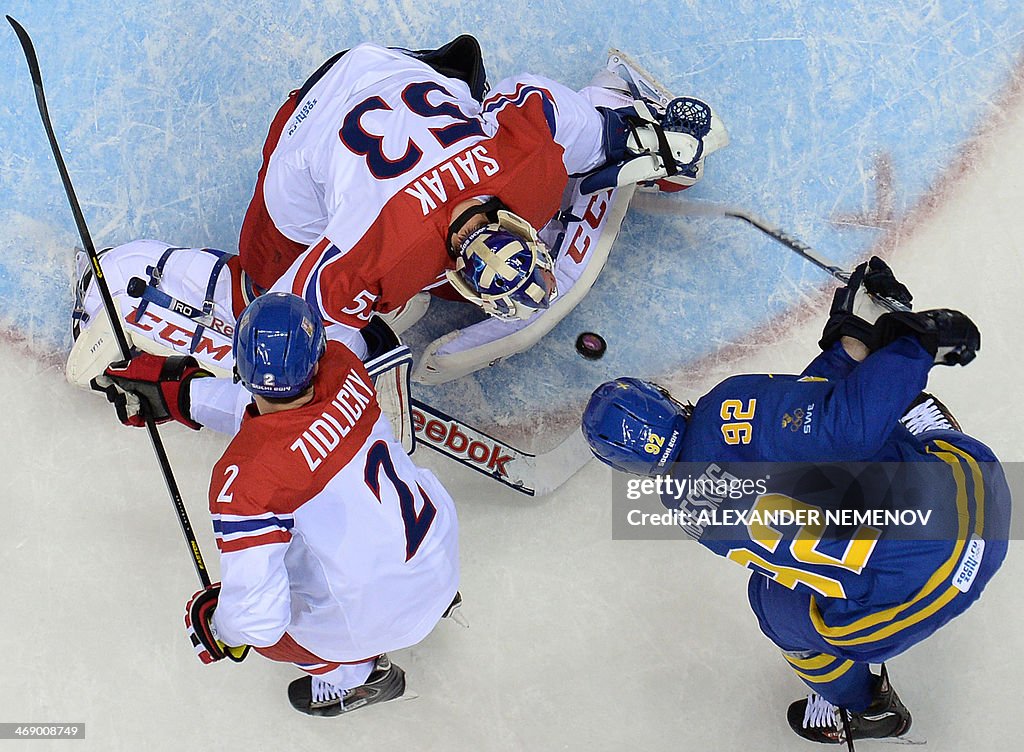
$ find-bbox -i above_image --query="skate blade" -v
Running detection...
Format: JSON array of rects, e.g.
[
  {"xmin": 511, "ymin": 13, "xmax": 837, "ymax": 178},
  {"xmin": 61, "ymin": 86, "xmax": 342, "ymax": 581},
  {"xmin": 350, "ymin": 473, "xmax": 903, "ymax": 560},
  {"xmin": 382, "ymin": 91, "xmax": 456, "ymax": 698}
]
[
  {"xmin": 872, "ymin": 733, "xmax": 927, "ymax": 746},
  {"xmin": 606, "ymin": 49, "xmax": 674, "ymax": 107}
]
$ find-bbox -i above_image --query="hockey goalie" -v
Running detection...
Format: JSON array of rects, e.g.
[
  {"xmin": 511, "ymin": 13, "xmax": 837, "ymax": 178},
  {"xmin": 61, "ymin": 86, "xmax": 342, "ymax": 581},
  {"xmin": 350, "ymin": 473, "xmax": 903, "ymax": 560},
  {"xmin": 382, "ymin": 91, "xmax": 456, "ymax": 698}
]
[{"xmin": 67, "ymin": 38, "xmax": 728, "ymax": 405}]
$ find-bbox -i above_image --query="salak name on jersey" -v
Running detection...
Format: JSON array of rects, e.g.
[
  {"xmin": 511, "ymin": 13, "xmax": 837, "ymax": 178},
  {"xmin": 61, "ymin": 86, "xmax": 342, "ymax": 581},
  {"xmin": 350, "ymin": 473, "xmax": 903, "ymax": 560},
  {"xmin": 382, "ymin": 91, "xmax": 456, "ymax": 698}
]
[
  {"xmin": 402, "ymin": 144, "xmax": 500, "ymax": 216},
  {"xmin": 290, "ymin": 368, "xmax": 377, "ymax": 472}
]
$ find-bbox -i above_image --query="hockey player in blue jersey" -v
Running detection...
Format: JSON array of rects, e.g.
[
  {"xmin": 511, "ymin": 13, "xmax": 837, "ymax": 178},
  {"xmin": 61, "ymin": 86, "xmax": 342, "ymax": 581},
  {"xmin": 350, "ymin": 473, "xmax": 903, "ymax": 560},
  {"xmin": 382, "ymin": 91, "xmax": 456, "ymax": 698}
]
[{"xmin": 581, "ymin": 258, "xmax": 1010, "ymax": 748}]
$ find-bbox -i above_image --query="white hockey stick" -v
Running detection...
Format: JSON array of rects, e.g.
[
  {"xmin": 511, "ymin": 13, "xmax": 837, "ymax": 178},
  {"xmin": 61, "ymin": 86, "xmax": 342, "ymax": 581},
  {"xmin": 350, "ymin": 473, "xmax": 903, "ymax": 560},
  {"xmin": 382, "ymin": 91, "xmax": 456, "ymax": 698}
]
[{"xmin": 411, "ymin": 399, "xmax": 591, "ymax": 497}]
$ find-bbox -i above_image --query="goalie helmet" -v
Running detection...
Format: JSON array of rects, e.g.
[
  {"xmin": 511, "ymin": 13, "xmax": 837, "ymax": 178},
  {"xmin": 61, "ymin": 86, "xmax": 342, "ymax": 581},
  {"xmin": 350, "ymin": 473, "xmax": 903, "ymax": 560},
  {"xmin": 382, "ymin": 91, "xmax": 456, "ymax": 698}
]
[
  {"xmin": 582, "ymin": 378, "xmax": 690, "ymax": 474},
  {"xmin": 446, "ymin": 208, "xmax": 557, "ymax": 321},
  {"xmin": 233, "ymin": 292, "xmax": 326, "ymax": 398}
]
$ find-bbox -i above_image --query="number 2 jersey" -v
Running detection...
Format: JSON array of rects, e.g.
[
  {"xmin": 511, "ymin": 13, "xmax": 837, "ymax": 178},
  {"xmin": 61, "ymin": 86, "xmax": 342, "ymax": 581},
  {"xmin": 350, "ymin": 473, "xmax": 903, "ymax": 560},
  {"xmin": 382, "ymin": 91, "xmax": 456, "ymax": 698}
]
[
  {"xmin": 241, "ymin": 43, "xmax": 609, "ymax": 327},
  {"xmin": 664, "ymin": 337, "xmax": 1011, "ymax": 661},
  {"xmin": 208, "ymin": 340, "xmax": 459, "ymax": 662}
]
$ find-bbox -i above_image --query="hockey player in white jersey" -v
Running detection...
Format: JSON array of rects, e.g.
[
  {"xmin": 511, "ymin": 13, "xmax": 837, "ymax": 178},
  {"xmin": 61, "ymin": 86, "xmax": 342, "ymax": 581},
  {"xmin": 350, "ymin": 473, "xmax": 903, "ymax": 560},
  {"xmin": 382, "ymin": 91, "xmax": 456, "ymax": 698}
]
[
  {"xmin": 65, "ymin": 40, "xmax": 726, "ymax": 388},
  {"xmin": 242, "ymin": 37, "xmax": 726, "ymax": 381},
  {"xmin": 97, "ymin": 292, "xmax": 460, "ymax": 715}
]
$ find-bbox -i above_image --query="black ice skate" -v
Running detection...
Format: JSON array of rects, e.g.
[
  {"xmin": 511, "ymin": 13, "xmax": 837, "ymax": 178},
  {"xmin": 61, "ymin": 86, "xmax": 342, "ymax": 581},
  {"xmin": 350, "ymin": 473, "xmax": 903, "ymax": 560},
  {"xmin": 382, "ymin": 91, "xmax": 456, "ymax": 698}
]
[
  {"xmin": 787, "ymin": 665, "xmax": 912, "ymax": 749},
  {"xmin": 287, "ymin": 654, "xmax": 406, "ymax": 717},
  {"xmin": 900, "ymin": 391, "xmax": 961, "ymax": 435}
]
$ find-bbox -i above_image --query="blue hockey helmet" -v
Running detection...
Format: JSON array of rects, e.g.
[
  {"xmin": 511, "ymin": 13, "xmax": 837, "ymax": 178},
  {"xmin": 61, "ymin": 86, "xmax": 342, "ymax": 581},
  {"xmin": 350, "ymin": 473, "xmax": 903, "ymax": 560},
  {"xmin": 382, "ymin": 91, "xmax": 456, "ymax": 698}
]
[
  {"xmin": 233, "ymin": 292, "xmax": 326, "ymax": 399},
  {"xmin": 445, "ymin": 208, "xmax": 557, "ymax": 321},
  {"xmin": 582, "ymin": 378, "xmax": 690, "ymax": 474}
]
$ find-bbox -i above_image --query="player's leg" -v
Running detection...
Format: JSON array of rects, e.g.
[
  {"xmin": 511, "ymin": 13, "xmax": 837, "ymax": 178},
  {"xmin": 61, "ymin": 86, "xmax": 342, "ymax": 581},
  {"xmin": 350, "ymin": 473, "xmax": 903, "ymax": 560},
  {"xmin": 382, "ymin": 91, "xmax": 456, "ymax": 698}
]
[
  {"xmin": 748, "ymin": 577, "xmax": 876, "ymax": 709},
  {"xmin": 253, "ymin": 633, "xmax": 405, "ymax": 717},
  {"xmin": 747, "ymin": 576, "xmax": 912, "ymax": 745},
  {"xmin": 286, "ymin": 655, "xmax": 406, "ymax": 717}
]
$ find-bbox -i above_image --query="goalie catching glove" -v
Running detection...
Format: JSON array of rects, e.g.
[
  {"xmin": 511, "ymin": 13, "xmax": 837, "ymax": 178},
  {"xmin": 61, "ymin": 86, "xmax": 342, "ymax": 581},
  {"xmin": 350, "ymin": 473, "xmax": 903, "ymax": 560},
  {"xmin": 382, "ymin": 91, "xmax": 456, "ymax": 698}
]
[
  {"xmin": 819, "ymin": 256, "xmax": 913, "ymax": 352},
  {"xmin": 91, "ymin": 353, "xmax": 212, "ymax": 429},
  {"xmin": 185, "ymin": 585, "xmax": 251, "ymax": 664},
  {"xmin": 580, "ymin": 97, "xmax": 718, "ymax": 194}
]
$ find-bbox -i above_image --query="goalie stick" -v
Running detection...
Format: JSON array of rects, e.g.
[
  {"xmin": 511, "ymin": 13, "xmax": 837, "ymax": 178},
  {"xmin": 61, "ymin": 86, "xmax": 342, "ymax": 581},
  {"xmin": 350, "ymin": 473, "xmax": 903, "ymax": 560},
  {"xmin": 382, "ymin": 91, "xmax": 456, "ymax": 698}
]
[
  {"xmin": 410, "ymin": 399, "xmax": 592, "ymax": 497},
  {"xmin": 124, "ymin": 277, "xmax": 591, "ymax": 496},
  {"xmin": 7, "ymin": 15, "xmax": 212, "ymax": 588}
]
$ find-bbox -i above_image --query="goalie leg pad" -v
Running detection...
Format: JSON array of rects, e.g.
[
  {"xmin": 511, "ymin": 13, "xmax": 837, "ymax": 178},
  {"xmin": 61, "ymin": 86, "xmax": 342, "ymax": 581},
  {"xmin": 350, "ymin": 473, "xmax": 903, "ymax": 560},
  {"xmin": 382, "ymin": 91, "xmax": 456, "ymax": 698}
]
[
  {"xmin": 362, "ymin": 317, "xmax": 416, "ymax": 454},
  {"xmin": 66, "ymin": 305, "xmax": 126, "ymax": 389},
  {"xmin": 376, "ymin": 292, "xmax": 431, "ymax": 335}
]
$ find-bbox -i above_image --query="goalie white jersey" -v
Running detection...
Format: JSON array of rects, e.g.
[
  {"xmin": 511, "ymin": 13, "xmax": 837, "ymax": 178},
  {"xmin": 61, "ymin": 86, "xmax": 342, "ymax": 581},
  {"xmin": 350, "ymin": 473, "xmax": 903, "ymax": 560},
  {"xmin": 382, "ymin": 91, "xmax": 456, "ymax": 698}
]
[
  {"xmin": 241, "ymin": 42, "xmax": 611, "ymax": 326},
  {"xmin": 208, "ymin": 341, "xmax": 459, "ymax": 663}
]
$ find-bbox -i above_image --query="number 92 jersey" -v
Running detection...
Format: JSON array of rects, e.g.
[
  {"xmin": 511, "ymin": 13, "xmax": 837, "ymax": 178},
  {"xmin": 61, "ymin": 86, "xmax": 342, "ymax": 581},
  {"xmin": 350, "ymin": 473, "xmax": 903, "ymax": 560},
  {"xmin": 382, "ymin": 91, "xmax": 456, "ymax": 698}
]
[{"xmin": 665, "ymin": 340, "xmax": 1010, "ymax": 661}]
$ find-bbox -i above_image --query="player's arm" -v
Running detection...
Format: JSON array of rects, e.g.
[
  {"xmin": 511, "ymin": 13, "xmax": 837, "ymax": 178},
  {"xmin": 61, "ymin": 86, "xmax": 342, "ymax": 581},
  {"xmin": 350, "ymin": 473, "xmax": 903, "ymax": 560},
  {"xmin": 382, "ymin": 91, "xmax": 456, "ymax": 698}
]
[
  {"xmin": 705, "ymin": 337, "xmax": 932, "ymax": 463},
  {"xmin": 269, "ymin": 236, "xmax": 376, "ymax": 357},
  {"xmin": 186, "ymin": 460, "xmax": 295, "ymax": 664},
  {"xmin": 210, "ymin": 543, "xmax": 292, "ymax": 649},
  {"xmin": 793, "ymin": 337, "xmax": 933, "ymax": 459},
  {"xmin": 206, "ymin": 460, "xmax": 295, "ymax": 649},
  {"xmin": 803, "ymin": 257, "xmax": 914, "ymax": 380},
  {"xmin": 485, "ymin": 74, "xmax": 607, "ymax": 175},
  {"xmin": 184, "ymin": 541, "xmax": 291, "ymax": 665}
]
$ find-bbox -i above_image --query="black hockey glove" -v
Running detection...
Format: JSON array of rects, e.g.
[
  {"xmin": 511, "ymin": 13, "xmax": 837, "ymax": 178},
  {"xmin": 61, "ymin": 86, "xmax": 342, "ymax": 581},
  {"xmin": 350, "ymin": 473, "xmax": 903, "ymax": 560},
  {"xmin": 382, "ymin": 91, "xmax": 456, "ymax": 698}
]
[
  {"xmin": 184, "ymin": 584, "xmax": 251, "ymax": 665},
  {"xmin": 820, "ymin": 256, "xmax": 913, "ymax": 352},
  {"xmin": 91, "ymin": 354, "xmax": 212, "ymax": 430},
  {"xmin": 873, "ymin": 309, "xmax": 980, "ymax": 366}
]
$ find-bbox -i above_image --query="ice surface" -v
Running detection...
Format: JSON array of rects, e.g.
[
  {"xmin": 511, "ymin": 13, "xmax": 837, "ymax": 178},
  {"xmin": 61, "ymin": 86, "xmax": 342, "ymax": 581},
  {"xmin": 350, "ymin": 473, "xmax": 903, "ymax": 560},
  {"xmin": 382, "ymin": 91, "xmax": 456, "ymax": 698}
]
[{"xmin": 1, "ymin": 3, "xmax": 1022, "ymax": 750}]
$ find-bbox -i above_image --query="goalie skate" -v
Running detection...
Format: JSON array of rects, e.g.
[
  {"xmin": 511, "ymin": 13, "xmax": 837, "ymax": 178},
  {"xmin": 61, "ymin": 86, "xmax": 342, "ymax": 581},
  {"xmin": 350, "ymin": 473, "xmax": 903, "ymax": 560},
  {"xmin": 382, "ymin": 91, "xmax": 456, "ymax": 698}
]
[{"xmin": 604, "ymin": 49, "xmax": 675, "ymax": 108}]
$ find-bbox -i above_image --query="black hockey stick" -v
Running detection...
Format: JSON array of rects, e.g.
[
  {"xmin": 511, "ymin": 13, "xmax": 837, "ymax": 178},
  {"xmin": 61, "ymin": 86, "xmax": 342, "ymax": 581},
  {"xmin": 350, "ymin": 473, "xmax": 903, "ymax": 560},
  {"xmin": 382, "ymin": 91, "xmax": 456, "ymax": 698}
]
[
  {"xmin": 720, "ymin": 207, "xmax": 911, "ymax": 313},
  {"xmin": 659, "ymin": 200, "xmax": 911, "ymax": 312},
  {"xmin": 8, "ymin": 16, "xmax": 212, "ymax": 588}
]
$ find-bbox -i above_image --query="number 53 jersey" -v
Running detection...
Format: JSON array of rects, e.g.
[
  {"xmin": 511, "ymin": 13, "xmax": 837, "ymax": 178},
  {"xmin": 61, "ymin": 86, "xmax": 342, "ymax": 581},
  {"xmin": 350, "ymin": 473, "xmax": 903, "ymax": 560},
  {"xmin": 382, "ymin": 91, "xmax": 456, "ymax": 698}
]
[
  {"xmin": 208, "ymin": 340, "xmax": 459, "ymax": 662},
  {"xmin": 245, "ymin": 43, "xmax": 608, "ymax": 326}
]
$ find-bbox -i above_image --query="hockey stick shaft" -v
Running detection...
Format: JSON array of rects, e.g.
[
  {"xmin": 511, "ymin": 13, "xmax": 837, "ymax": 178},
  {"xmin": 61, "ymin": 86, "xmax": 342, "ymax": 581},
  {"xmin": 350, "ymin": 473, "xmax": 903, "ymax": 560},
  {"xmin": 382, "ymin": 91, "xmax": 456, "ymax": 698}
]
[
  {"xmin": 8, "ymin": 16, "xmax": 212, "ymax": 588},
  {"xmin": 720, "ymin": 208, "xmax": 910, "ymax": 313},
  {"xmin": 665, "ymin": 200, "xmax": 910, "ymax": 313},
  {"xmin": 721, "ymin": 208, "xmax": 853, "ymax": 284}
]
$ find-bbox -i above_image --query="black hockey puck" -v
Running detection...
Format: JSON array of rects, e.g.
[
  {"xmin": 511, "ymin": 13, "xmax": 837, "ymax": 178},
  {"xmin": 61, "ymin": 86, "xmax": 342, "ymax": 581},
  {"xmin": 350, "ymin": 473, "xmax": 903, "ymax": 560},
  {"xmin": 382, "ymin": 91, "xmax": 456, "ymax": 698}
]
[
  {"xmin": 575, "ymin": 332, "xmax": 607, "ymax": 360},
  {"xmin": 126, "ymin": 276, "xmax": 147, "ymax": 298}
]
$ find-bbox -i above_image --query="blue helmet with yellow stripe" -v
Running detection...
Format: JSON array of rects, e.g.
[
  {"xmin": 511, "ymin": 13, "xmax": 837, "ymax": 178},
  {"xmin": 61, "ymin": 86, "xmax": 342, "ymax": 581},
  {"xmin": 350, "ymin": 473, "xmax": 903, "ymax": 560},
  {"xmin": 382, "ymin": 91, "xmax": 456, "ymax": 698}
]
[{"xmin": 582, "ymin": 378, "xmax": 689, "ymax": 474}]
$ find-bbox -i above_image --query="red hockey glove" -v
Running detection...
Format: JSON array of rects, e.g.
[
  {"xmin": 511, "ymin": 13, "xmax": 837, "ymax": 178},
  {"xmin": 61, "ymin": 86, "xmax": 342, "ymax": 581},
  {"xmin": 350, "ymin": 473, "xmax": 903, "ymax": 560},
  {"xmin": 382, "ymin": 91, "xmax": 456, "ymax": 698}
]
[
  {"xmin": 184, "ymin": 584, "xmax": 251, "ymax": 665},
  {"xmin": 91, "ymin": 353, "xmax": 211, "ymax": 429}
]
